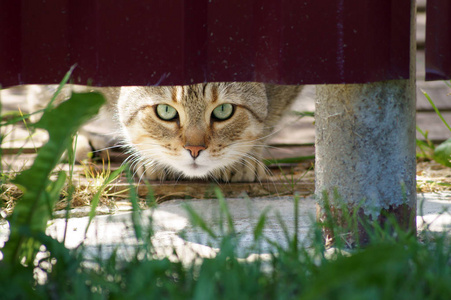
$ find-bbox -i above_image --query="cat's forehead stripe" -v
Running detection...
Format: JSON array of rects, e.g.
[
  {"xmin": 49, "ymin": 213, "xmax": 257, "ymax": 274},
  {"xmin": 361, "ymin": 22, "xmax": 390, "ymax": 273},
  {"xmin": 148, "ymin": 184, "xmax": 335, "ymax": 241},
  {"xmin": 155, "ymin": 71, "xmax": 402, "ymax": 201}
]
[
  {"xmin": 211, "ymin": 85, "xmax": 218, "ymax": 103},
  {"xmin": 171, "ymin": 86, "xmax": 184, "ymax": 103},
  {"xmin": 170, "ymin": 87, "xmax": 177, "ymax": 103},
  {"xmin": 178, "ymin": 87, "xmax": 185, "ymax": 103}
]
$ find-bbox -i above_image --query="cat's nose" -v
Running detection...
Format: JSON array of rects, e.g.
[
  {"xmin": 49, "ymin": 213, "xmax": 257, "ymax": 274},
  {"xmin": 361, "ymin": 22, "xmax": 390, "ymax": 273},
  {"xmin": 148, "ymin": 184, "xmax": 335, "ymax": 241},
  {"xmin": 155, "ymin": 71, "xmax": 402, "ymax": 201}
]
[{"xmin": 184, "ymin": 145, "xmax": 206, "ymax": 159}]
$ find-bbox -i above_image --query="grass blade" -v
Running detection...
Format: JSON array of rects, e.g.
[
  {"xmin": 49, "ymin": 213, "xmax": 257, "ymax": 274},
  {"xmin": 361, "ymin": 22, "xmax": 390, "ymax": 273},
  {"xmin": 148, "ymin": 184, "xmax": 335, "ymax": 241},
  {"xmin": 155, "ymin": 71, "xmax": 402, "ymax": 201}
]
[
  {"xmin": 422, "ymin": 89, "xmax": 451, "ymax": 132},
  {"xmin": 253, "ymin": 207, "xmax": 269, "ymax": 241},
  {"xmin": 84, "ymin": 165, "xmax": 125, "ymax": 237},
  {"xmin": 264, "ymin": 155, "xmax": 315, "ymax": 166},
  {"xmin": 183, "ymin": 203, "xmax": 217, "ymax": 239},
  {"xmin": 215, "ymin": 187, "xmax": 235, "ymax": 235},
  {"xmin": 3, "ymin": 91, "xmax": 105, "ymax": 264}
]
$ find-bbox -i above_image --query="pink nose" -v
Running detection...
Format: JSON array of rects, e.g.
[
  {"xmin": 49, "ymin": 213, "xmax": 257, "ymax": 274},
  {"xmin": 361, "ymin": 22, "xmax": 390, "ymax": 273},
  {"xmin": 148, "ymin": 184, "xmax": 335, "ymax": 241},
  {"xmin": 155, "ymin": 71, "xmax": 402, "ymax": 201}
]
[{"xmin": 184, "ymin": 145, "xmax": 206, "ymax": 158}]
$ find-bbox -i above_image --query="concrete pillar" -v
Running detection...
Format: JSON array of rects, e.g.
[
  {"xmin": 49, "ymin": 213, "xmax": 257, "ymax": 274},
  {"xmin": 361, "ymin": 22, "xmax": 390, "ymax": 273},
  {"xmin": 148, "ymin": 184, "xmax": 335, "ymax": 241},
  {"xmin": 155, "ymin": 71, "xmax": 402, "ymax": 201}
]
[{"xmin": 315, "ymin": 1, "xmax": 416, "ymax": 245}]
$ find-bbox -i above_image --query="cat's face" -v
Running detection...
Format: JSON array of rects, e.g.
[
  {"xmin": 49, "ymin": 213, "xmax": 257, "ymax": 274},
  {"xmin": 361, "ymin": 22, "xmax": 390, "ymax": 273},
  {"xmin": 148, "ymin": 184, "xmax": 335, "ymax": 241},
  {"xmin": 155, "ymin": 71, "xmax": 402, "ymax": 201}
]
[{"xmin": 117, "ymin": 82, "xmax": 268, "ymax": 179}]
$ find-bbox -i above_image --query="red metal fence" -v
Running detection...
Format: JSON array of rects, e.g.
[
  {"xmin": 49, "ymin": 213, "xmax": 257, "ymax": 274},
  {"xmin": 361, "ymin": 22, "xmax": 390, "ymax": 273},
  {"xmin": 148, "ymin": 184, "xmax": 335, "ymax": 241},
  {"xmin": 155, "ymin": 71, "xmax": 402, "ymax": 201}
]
[
  {"xmin": 426, "ymin": 0, "xmax": 451, "ymax": 81},
  {"xmin": 0, "ymin": 0, "xmax": 447, "ymax": 87}
]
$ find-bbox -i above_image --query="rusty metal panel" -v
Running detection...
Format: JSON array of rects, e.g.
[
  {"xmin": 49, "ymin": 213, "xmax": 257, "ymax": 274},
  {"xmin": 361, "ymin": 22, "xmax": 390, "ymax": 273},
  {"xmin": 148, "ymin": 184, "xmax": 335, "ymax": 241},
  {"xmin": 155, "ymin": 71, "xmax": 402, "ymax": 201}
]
[
  {"xmin": 426, "ymin": 0, "xmax": 451, "ymax": 81},
  {"xmin": 0, "ymin": 0, "xmax": 411, "ymax": 87}
]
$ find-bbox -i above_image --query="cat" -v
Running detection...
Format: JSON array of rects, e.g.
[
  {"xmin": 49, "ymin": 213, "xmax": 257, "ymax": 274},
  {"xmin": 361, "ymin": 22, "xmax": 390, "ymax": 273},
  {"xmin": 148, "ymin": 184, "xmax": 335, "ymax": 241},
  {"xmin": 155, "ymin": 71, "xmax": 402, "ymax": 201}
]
[
  {"xmin": 25, "ymin": 82, "xmax": 301, "ymax": 182},
  {"xmin": 116, "ymin": 83, "xmax": 302, "ymax": 182}
]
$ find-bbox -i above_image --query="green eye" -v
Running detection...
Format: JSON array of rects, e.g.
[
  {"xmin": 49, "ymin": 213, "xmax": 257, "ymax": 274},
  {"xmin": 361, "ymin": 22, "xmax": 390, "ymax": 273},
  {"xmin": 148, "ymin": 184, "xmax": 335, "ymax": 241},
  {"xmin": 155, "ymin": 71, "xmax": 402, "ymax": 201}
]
[
  {"xmin": 156, "ymin": 104, "xmax": 178, "ymax": 120},
  {"xmin": 212, "ymin": 103, "xmax": 234, "ymax": 120}
]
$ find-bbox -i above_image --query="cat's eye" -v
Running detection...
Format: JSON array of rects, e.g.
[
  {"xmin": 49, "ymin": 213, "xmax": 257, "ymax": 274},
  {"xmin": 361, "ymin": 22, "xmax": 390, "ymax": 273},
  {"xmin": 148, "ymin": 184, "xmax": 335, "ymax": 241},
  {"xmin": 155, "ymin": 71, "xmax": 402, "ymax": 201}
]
[
  {"xmin": 156, "ymin": 104, "xmax": 178, "ymax": 120},
  {"xmin": 212, "ymin": 103, "xmax": 234, "ymax": 120}
]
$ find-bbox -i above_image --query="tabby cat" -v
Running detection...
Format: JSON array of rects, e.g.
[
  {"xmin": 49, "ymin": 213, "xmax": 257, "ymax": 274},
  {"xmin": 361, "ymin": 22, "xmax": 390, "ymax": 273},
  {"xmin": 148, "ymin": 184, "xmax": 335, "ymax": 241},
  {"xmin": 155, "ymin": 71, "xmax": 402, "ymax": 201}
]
[
  {"xmin": 116, "ymin": 83, "xmax": 301, "ymax": 182},
  {"xmin": 26, "ymin": 83, "xmax": 301, "ymax": 182}
]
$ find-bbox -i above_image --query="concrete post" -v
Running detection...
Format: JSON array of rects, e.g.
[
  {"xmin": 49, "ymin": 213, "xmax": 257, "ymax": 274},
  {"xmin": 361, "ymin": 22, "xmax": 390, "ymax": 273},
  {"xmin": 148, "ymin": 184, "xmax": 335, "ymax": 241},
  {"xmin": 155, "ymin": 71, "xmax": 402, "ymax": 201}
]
[{"xmin": 315, "ymin": 1, "xmax": 416, "ymax": 245}]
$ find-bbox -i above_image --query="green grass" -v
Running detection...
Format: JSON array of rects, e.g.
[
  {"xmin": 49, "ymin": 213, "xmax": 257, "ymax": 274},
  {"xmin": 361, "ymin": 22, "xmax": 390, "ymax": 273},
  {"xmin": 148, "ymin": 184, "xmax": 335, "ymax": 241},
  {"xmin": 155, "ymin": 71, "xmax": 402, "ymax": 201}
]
[
  {"xmin": 417, "ymin": 86, "xmax": 451, "ymax": 166},
  {"xmin": 0, "ymin": 82, "xmax": 450, "ymax": 299}
]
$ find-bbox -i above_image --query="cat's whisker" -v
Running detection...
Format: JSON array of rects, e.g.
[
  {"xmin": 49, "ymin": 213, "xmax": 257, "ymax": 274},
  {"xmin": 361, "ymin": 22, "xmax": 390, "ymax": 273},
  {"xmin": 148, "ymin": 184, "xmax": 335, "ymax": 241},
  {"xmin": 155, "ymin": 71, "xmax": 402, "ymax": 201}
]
[
  {"xmin": 240, "ymin": 154, "xmax": 276, "ymax": 190},
  {"xmin": 260, "ymin": 110, "xmax": 312, "ymax": 141},
  {"xmin": 138, "ymin": 159, "xmax": 160, "ymax": 184},
  {"xmin": 130, "ymin": 142, "xmax": 153, "ymax": 148},
  {"xmin": 209, "ymin": 171, "xmax": 222, "ymax": 185},
  {"xmin": 137, "ymin": 166, "xmax": 149, "ymax": 186},
  {"xmin": 173, "ymin": 172, "xmax": 183, "ymax": 184},
  {"xmin": 238, "ymin": 123, "xmax": 293, "ymax": 144},
  {"xmin": 91, "ymin": 144, "xmax": 124, "ymax": 153},
  {"xmin": 224, "ymin": 143, "xmax": 286, "ymax": 182},
  {"xmin": 221, "ymin": 148, "xmax": 273, "ymax": 185},
  {"xmin": 225, "ymin": 138, "xmax": 278, "ymax": 156},
  {"xmin": 123, "ymin": 152, "xmax": 158, "ymax": 182},
  {"xmin": 227, "ymin": 138, "xmax": 265, "ymax": 148},
  {"xmin": 120, "ymin": 156, "xmax": 143, "ymax": 185},
  {"xmin": 241, "ymin": 155, "xmax": 265, "ymax": 179},
  {"xmin": 122, "ymin": 153, "xmax": 145, "ymax": 171}
]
